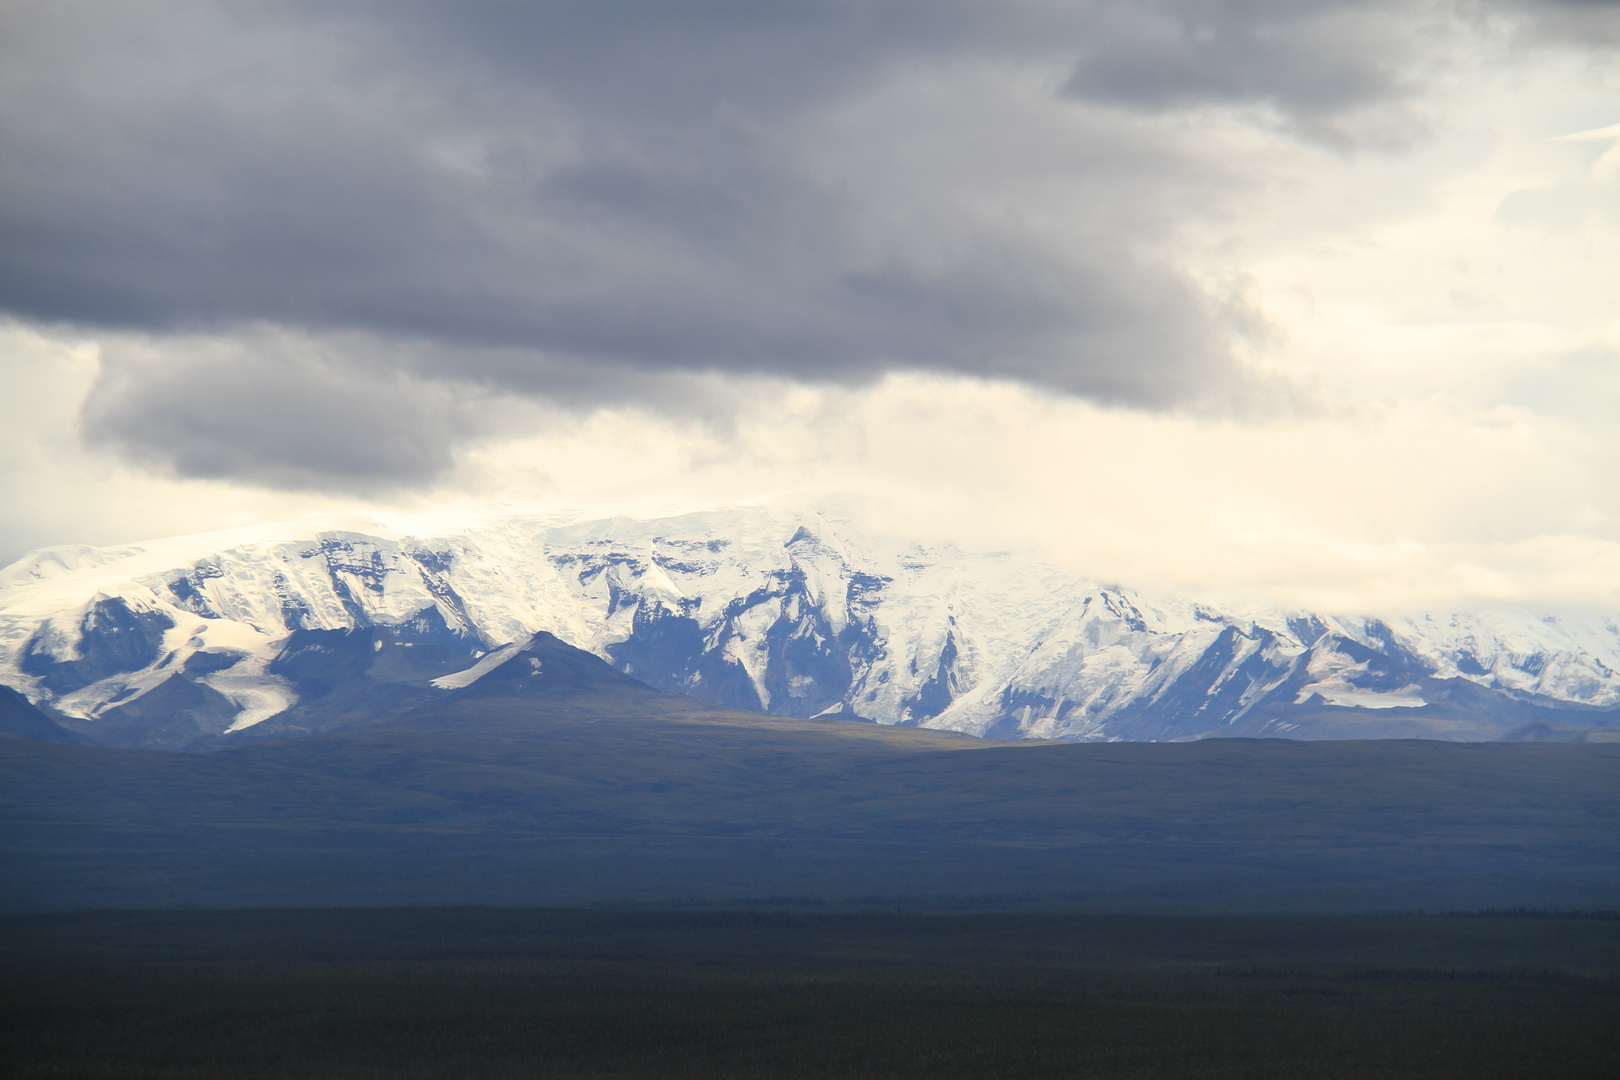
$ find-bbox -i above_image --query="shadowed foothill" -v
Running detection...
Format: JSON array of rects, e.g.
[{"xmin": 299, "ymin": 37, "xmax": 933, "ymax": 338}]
[{"xmin": 3, "ymin": 634, "xmax": 1616, "ymax": 914}]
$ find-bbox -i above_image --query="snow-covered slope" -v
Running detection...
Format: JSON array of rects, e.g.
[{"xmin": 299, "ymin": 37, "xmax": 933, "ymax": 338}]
[{"xmin": 3, "ymin": 503, "xmax": 1618, "ymax": 746}]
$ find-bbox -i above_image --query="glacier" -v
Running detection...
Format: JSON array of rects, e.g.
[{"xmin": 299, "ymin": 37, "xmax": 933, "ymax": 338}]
[{"xmin": 2, "ymin": 501, "xmax": 1618, "ymax": 747}]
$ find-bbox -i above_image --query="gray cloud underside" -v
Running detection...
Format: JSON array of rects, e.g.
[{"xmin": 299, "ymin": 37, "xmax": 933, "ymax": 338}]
[
  {"xmin": 78, "ymin": 332, "xmax": 475, "ymax": 489},
  {"xmin": 2, "ymin": 0, "xmax": 1615, "ymax": 488}
]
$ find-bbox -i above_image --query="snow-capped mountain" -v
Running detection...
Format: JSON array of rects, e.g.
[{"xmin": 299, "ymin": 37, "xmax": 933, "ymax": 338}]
[{"xmin": 3, "ymin": 502, "xmax": 1618, "ymax": 749}]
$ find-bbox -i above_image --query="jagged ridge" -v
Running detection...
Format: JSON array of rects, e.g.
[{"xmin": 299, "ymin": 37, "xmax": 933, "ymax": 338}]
[{"xmin": 2, "ymin": 503, "xmax": 1618, "ymax": 748}]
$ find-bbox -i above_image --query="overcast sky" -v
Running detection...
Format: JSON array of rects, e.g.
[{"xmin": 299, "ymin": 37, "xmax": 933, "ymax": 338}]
[{"xmin": 2, "ymin": 0, "xmax": 1617, "ymax": 613}]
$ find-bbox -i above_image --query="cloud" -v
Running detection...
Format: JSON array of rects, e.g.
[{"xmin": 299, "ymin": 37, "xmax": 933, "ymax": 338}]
[
  {"xmin": 0, "ymin": 5, "xmax": 1335, "ymax": 412},
  {"xmin": 1505, "ymin": 0, "xmax": 1620, "ymax": 50},
  {"xmin": 0, "ymin": 1, "xmax": 1614, "ymax": 492},
  {"xmin": 1058, "ymin": 1, "xmax": 1438, "ymax": 147},
  {"xmin": 80, "ymin": 331, "xmax": 479, "ymax": 491}
]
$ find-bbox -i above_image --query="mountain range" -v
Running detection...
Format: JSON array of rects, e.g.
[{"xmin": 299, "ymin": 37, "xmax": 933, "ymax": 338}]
[{"xmin": 3, "ymin": 501, "xmax": 1619, "ymax": 751}]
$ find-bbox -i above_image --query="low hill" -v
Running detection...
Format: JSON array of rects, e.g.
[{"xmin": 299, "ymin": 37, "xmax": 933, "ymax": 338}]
[
  {"xmin": 3, "ymin": 634, "xmax": 1615, "ymax": 914},
  {"xmin": 0, "ymin": 686, "xmax": 77, "ymax": 743}
]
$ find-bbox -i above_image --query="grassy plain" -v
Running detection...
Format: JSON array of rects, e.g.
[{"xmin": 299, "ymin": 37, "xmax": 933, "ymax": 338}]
[
  {"xmin": 4, "ymin": 683, "xmax": 1618, "ymax": 1075},
  {"xmin": 2, "ymin": 908, "xmax": 1617, "ymax": 1079},
  {"xmin": 3, "ymin": 699, "xmax": 1617, "ymax": 911}
]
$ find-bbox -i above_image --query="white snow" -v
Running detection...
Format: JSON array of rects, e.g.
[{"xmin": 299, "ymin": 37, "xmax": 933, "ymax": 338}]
[
  {"xmin": 430, "ymin": 637, "xmax": 531, "ymax": 690},
  {"xmin": 1296, "ymin": 680, "xmax": 1428, "ymax": 709}
]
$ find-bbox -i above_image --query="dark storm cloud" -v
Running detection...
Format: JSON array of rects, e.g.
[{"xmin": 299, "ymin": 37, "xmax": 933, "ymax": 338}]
[
  {"xmin": 0, "ymin": 0, "xmax": 1609, "ymax": 487},
  {"xmin": 79, "ymin": 332, "xmax": 474, "ymax": 491},
  {"xmin": 1059, "ymin": 2, "xmax": 1430, "ymax": 145},
  {"xmin": 0, "ymin": 1, "xmax": 1227, "ymax": 385},
  {"xmin": 1510, "ymin": 0, "xmax": 1620, "ymax": 49}
]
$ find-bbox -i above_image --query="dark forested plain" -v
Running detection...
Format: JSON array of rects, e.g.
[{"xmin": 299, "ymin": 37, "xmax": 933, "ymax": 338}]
[
  {"xmin": 3, "ymin": 908, "xmax": 1618, "ymax": 1079},
  {"xmin": 3, "ymin": 675, "xmax": 1618, "ymax": 912},
  {"xmin": 3, "ymin": 645, "xmax": 1618, "ymax": 1076}
]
